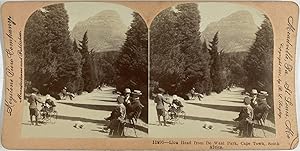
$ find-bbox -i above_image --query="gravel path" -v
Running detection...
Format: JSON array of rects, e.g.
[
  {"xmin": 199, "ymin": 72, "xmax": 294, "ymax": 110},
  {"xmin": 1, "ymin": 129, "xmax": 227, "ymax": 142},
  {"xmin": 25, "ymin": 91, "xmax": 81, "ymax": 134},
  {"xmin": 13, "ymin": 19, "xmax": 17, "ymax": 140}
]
[
  {"xmin": 21, "ymin": 87, "xmax": 148, "ymax": 138},
  {"xmin": 148, "ymin": 87, "xmax": 276, "ymax": 138}
]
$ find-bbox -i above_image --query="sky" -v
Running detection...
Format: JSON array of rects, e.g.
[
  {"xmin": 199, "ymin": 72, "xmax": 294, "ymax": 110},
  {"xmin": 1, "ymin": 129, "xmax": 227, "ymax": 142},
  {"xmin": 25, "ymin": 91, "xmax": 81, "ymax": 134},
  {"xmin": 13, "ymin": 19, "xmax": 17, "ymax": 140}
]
[
  {"xmin": 64, "ymin": 2, "xmax": 264, "ymax": 31},
  {"xmin": 64, "ymin": 2, "xmax": 134, "ymax": 30},
  {"xmin": 198, "ymin": 2, "xmax": 265, "ymax": 31}
]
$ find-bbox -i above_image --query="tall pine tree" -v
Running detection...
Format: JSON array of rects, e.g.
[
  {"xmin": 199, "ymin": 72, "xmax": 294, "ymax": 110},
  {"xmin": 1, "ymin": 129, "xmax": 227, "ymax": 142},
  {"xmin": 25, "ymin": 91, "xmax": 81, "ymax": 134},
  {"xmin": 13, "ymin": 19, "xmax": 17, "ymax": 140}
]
[
  {"xmin": 174, "ymin": 3, "xmax": 211, "ymax": 95},
  {"xmin": 244, "ymin": 16, "xmax": 273, "ymax": 96},
  {"xmin": 150, "ymin": 8, "xmax": 185, "ymax": 94},
  {"xmin": 209, "ymin": 32, "xmax": 224, "ymax": 93},
  {"xmin": 79, "ymin": 31, "xmax": 97, "ymax": 93},
  {"xmin": 25, "ymin": 4, "xmax": 82, "ymax": 96},
  {"xmin": 150, "ymin": 3, "xmax": 212, "ymax": 96},
  {"xmin": 115, "ymin": 12, "xmax": 148, "ymax": 122}
]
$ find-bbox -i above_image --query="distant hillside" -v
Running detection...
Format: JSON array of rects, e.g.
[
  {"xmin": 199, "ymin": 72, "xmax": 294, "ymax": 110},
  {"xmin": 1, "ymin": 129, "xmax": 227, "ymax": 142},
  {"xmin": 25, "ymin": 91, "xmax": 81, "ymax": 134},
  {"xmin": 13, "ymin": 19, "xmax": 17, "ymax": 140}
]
[
  {"xmin": 202, "ymin": 10, "xmax": 259, "ymax": 52},
  {"xmin": 71, "ymin": 10, "xmax": 128, "ymax": 52}
]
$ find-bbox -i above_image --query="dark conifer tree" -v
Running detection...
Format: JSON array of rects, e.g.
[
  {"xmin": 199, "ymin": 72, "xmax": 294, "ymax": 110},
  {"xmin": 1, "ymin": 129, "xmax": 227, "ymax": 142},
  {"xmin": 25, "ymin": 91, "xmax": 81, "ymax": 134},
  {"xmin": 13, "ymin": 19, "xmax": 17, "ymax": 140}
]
[
  {"xmin": 209, "ymin": 32, "xmax": 224, "ymax": 93},
  {"xmin": 150, "ymin": 8, "xmax": 185, "ymax": 94},
  {"xmin": 115, "ymin": 12, "xmax": 148, "ymax": 121},
  {"xmin": 244, "ymin": 16, "xmax": 273, "ymax": 97},
  {"xmin": 176, "ymin": 3, "xmax": 211, "ymax": 95},
  {"xmin": 79, "ymin": 31, "xmax": 97, "ymax": 92},
  {"xmin": 150, "ymin": 3, "xmax": 212, "ymax": 96},
  {"xmin": 25, "ymin": 4, "xmax": 82, "ymax": 96}
]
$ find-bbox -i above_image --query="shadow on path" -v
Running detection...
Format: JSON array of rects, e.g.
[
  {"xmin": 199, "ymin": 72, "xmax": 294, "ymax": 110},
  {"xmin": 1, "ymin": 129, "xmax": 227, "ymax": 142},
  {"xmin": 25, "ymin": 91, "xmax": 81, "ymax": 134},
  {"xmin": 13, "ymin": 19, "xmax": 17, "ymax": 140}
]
[
  {"xmin": 94, "ymin": 122, "xmax": 148, "ymax": 133},
  {"xmin": 124, "ymin": 123, "xmax": 148, "ymax": 133},
  {"xmin": 58, "ymin": 102, "xmax": 116, "ymax": 112},
  {"xmin": 185, "ymin": 115, "xmax": 276, "ymax": 134},
  {"xmin": 89, "ymin": 99, "xmax": 116, "ymax": 103},
  {"xmin": 187, "ymin": 102, "xmax": 241, "ymax": 112},
  {"xmin": 185, "ymin": 115, "xmax": 235, "ymax": 125},
  {"xmin": 220, "ymin": 100, "xmax": 243, "ymax": 104},
  {"xmin": 57, "ymin": 115, "xmax": 107, "ymax": 125}
]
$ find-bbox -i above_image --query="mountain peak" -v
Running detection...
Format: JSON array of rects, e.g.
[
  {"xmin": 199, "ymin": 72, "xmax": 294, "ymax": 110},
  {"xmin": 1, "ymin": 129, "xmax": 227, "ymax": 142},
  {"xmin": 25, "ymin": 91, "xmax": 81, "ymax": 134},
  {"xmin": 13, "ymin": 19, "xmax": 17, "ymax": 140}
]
[
  {"xmin": 71, "ymin": 10, "xmax": 127, "ymax": 52},
  {"xmin": 221, "ymin": 10, "xmax": 255, "ymax": 24},
  {"xmin": 94, "ymin": 10, "xmax": 121, "ymax": 18},
  {"xmin": 202, "ymin": 10, "xmax": 259, "ymax": 53}
]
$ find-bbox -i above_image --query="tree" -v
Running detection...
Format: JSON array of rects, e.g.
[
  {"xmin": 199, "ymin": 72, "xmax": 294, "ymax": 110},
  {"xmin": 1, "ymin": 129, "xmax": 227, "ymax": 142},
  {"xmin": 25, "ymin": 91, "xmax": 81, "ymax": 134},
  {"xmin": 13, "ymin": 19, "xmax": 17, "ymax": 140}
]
[
  {"xmin": 71, "ymin": 39, "xmax": 83, "ymax": 94},
  {"xmin": 25, "ymin": 9, "xmax": 53, "ymax": 92},
  {"xmin": 243, "ymin": 16, "xmax": 273, "ymax": 96},
  {"xmin": 150, "ymin": 3, "xmax": 212, "ymax": 96},
  {"xmin": 175, "ymin": 3, "xmax": 201, "ymax": 53},
  {"xmin": 176, "ymin": 3, "xmax": 211, "ymax": 95},
  {"xmin": 115, "ymin": 12, "xmax": 148, "ymax": 91},
  {"xmin": 24, "ymin": 4, "xmax": 82, "ymax": 96},
  {"xmin": 222, "ymin": 52, "xmax": 247, "ymax": 87},
  {"xmin": 115, "ymin": 12, "xmax": 148, "ymax": 122},
  {"xmin": 209, "ymin": 32, "xmax": 224, "ymax": 93},
  {"xmin": 150, "ymin": 8, "xmax": 185, "ymax": 94},
  {"xmin": 79, "ymin": 31, "xmax": 97, "ymax": 92}
]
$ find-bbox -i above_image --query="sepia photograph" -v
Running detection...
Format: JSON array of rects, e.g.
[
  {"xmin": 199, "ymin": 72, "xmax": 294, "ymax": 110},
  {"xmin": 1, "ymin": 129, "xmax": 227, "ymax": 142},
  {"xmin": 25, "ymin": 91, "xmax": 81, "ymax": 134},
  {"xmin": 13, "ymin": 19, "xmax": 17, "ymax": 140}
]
[
  {"xmin": 149, "ymin": 2, "xmax": 275, "ymax": 138},
  {"xmin": 22, "ymin": 2, "xmax": 148, "ymax": 138},
  {"xmin": 1, "ymin": 0, "xmax": 299, "ymax": 150}
]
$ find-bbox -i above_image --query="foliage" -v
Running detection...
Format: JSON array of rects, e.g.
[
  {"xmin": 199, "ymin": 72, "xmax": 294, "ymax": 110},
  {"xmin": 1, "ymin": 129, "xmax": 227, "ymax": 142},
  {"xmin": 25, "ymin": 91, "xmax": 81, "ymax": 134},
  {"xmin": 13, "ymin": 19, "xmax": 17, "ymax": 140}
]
[
  {"xmin": 150, "ymin": 3, "xmax": 212, "ymax": 97},
  {"xmin": 25, "ymin": 4, "xmax": 81, "ymax": 96},
  {"xmin": 115, "ymin": 12, "xmax": 148, "ymax": 122},
  {"xmin": 243, "ymin": 16, "xmax": 273, "ymax": 97},
  {"xmin": 209, "ymin": 32, "xmax": 225, "ymax": 93},
  {"xmin": 78, "ymin": 31, "xmax": 98, "ymax": 93}
]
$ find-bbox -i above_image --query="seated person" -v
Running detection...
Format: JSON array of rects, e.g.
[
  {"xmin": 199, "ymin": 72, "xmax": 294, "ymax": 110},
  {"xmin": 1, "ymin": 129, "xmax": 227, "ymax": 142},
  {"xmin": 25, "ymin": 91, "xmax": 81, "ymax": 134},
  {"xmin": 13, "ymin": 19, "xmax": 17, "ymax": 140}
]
[
  {"xmin": 40, "ymin": 95, "xmax": 56, "ymax": 119},
  {"xmin": 169, "ymin": 95, "xmax": 183, "ymax": 119},
  {"xmin": 172, "ymin": 95, "xmax": 183, "ymax": 109},
  {"xmin": 45, "ymin": 94, "xmax": 56, "ymax": 112}
]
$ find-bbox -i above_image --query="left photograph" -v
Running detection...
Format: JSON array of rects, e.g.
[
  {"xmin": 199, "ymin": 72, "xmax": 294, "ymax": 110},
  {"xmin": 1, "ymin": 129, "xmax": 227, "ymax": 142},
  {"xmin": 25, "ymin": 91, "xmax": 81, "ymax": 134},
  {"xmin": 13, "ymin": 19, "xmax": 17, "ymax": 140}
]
[{"xmin": 22, "ymin": 2, "xmax": 148, "ymax": 138}]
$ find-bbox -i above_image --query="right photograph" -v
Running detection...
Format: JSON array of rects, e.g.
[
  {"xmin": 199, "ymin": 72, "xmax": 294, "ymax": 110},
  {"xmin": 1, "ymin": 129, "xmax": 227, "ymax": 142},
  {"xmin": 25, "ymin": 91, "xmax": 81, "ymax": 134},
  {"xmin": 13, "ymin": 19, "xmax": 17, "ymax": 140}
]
[{"xmin": 149, "ymin": 2, "xmax": 275, "ymax": 138}]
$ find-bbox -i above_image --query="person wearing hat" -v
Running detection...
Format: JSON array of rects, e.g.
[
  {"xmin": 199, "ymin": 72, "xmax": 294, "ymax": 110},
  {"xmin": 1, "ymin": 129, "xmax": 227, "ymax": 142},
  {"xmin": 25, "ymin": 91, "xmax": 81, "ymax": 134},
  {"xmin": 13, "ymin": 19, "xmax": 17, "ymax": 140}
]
[
  {"xmin": 238, "ymin": 96, "xmax": 254, "ymax": 137},
  {"xmin": 169, "ymin": 95, "xmax": 184, "ymax": 119},
  {"xmin": 61, "ymin": 87, "xmax": 67, "ymax": 100},
  {"xmin": 123, "ymin": 88, "xmax": 131, "ymax": 104},
  {"xmin": 154, "ymin": 88, "xmax": 170, "ymax": 126},
  {"xmin": 27, "ymin": 88, "xmax": 42, "ymax": 126},
  {"xmin": 250, "ymin": 89, "xmax": 258, "ymax": 108},
  {"xmin": 105, "ymin": 94, "xmax": 127, "ymax": 136},
  {"xmin": 123, "ymin": 88, "xmax": 132, "ymax": 115},
  {"xmin": 45, "ymin": 94, "xmax": 56, "ymax": 112},
  {"xmin": 127, "ymin": 90, "xmax": 144, "ymax": 121},
  {"xmin": 254, "ymin": 91, "xmax": 271, "ymax": 125},
  {"xmin": 233, "ymin": 96, "xmax": 254, "ymax": 137},
  {"xmin": 190, "ymin": 87, "xmax": 196, "ymax": 100}
]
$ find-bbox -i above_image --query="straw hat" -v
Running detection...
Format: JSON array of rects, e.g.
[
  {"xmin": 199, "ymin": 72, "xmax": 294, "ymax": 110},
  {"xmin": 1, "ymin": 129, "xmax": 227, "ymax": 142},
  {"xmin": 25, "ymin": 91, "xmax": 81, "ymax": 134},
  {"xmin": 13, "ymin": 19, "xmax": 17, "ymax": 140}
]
[
  {"xmin": 32, "ymin": 87, "xmax": 39, "ymax": 93},
  {"xmin": 132, "ymin": 90, "xmax": 142, "ymax": 96},
  {"xmin": 158, "ymin": 88, "xmax": 165, "ymax": 93},
  {"xmin": 259, "ymin": 91, "xmax": 268, "ymax": 97},
  {"xmin": 173, "ymin": 95, "xmax": 178, "ymax": 100},
  {"xmin": 46, "ymin": 94, "xmax": 51, "ymax": 100},
  {"xmin": 124, "ymin": 88, "xmax": 131, "ymax": 94},
  {"xmin": 251, "ymin": 89, "xmax": 258, "ymax": 94}
]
